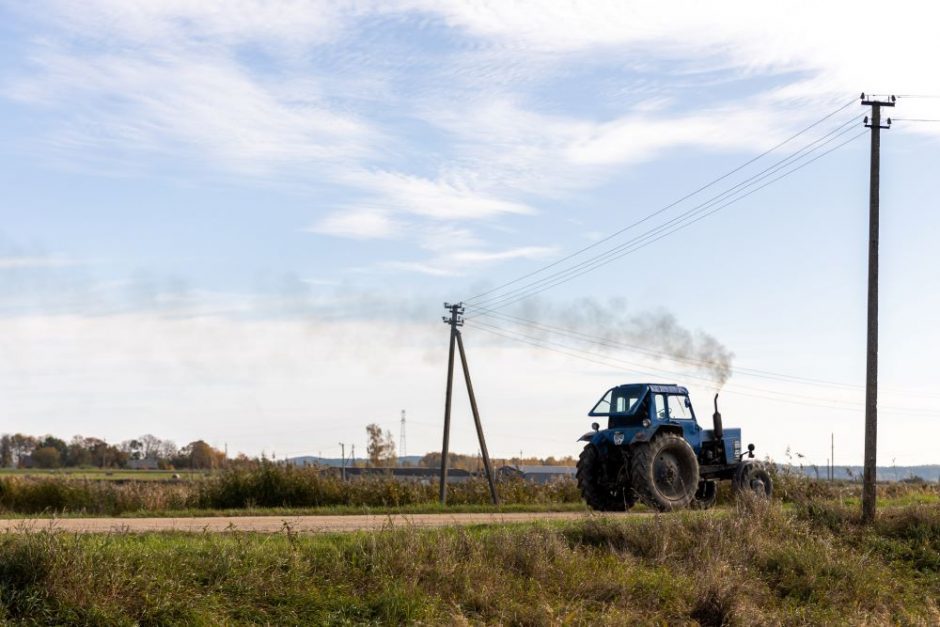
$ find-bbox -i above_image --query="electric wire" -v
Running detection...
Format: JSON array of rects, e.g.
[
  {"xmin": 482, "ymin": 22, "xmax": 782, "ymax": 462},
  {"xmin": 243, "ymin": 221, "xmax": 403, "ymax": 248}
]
[
  {"xmin": 467, "ymin": 117, "xmax": 863, "ymax": 311},
  {"xmin": 471, "ymin": 307, "xmax": 859, "ymax": 389},
  {"xmin": 469, "ymin": 317, "xmax": 865, "ymax": 407},
  {"xmin": 463, "ymin": 97, "xmax": 859, "ymax": 305},
  {"xmin": 470, "ymin": 306, "xmax": 940, "ymax": 400},
  {"xmin": 468, "ymin": 126, "xmax": 868, "ymax": 313},
  {"xmin": 468, "ymin": 320, "xmax": 940, "ymax": 416}
]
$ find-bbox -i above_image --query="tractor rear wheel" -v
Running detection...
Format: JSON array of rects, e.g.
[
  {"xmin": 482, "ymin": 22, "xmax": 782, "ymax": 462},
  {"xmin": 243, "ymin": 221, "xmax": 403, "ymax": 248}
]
[
  {"xmin": 630, "ymin": 433, "xmax": 699, "ymax": 511},
  {"xmin": 576, "ymin": 444, "xmax": 635, "ymax": 512}
]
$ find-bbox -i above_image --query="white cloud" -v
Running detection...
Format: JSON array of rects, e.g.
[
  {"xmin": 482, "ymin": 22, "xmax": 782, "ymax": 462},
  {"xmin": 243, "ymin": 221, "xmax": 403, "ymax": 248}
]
[
  {"xmin": 383, "ymin": 244, "xmax": 556, "ymax": 277},
  {"xmin": 42, "ymin": 0, "xmax": 351, "ymax": 49},
  {"xmin": 309, "ymin": 209, "xmax": 403, "ymax": 239},
  {"xmin": 346, "ymin": 170, "xmax": 536, "ymax": 220},
  {"xmin": 0, "ymin": 255, "xmax": 85, "ymax": 269},
  {"xmin": 9, "ymin": 50, "xmax": 377, "ymax": 175}
]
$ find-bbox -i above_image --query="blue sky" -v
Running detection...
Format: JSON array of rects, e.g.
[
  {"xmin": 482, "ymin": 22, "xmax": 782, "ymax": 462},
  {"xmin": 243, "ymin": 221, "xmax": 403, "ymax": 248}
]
[{"xmin": 2, "ymin": 1, "xmax": 940, "ymax": 465}]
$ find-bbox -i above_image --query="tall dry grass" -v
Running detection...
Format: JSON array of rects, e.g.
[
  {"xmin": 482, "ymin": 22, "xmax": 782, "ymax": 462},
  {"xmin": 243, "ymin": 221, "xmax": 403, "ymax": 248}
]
[
  {"xmin": 0, "ymin": 498, "xmax": 935, "ymax": 624},
  {"xmin": 0, "ymin": 462, "xmax": 581, "ymax": 515}
]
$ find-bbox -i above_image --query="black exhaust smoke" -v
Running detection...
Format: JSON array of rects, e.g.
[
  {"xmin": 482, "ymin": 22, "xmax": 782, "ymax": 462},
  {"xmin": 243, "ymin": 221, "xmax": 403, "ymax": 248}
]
[{"xmin": 712, "ymin": 393, "xmax": 724, "ymax": 440}]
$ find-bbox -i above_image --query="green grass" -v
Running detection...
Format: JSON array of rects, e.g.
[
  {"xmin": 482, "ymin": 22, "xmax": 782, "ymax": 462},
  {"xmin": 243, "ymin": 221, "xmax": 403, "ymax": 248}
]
[
  {"xmin": 0, "ymin": 501, "xmax": 592, "ymax": 519},
  {"xmin": 0, "ymin": 469, "xmax": 203, "ymax": 481},
  {"xmin": 0, "ymin": 464, "xmax": 584, "ymax": 516},
  {"xmin": 0, "ymin": 500, "xmax": 935, "ymax": 625}
]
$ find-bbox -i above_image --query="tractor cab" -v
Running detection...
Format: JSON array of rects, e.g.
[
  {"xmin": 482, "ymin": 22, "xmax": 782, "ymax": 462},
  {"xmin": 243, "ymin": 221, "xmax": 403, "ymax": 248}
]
[{"xmin": 586, "ymin": 383, "xmax": 705, "ymax": 449}]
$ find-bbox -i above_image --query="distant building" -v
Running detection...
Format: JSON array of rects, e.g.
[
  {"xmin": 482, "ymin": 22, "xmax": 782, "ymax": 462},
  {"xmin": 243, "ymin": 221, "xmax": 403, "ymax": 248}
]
[
  {"xmin": 497, "ymin": 465, "xmax": 577, "ymax": 484},
  {"xmin": 333, "ymin": 466, "xmax": 471, "ymax": 484},
  {"xmin": 127, "ymin": 458, "xmax": 160, "ymax": 470}
]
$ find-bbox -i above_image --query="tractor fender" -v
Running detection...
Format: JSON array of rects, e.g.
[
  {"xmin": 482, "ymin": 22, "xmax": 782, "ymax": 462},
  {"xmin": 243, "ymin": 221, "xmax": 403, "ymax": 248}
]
[
  {"xmin": 584, "ymin": 428, "xmax": 637, "ymax": 451},
  {"xmin": 577, "ymin": 432, "xmax": 595, "ymax": 442},
  {"xmin": 630, "ymin": 424, "xmax": 682, "ymax": 445}
]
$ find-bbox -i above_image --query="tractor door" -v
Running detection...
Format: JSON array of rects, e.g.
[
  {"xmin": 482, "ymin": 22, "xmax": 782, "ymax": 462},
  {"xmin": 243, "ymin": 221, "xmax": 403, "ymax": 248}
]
[{"xmin": 653, "ymin": 393, "xmax": 702, "ymax": 451}]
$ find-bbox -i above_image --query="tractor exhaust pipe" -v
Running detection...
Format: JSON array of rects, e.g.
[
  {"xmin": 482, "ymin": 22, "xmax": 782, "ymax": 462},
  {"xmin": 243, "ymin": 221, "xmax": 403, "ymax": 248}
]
[{"xmin": 712, "ymin": 393, "xmax": 724, "ymax": 440}]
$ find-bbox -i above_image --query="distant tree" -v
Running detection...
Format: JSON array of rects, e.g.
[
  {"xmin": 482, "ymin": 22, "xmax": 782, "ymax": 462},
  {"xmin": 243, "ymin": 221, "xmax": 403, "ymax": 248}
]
[
  {"xmin": 159, "ymin": 440, "xmax": 178, "ymax": 461},
  {"xmin": 31, "ymin": 446, "xmax": 61, "ymax": 469},
  {"xmin": 420, "ymin": 451, "xmax": 478, "ymax": 471},
  {"xmin": 177, "ymin": 440, "xmax": 225, "ymax": 469},
  {"xmin": 39, "ymin": 436, "xmax": 67, "ymax": 455},
  {"xmin": 139, "ymin": 434, "xmax": 163, "ymax": 459},
  {"xmin": 120, "ymin": 439, "xmax": 144, "ymax": 460},
  {"xmin": 65, "ymin": 436, "xmax": 93, "ymax": 467},
  {"xmin": 10, "ymin": 434, "xmax": 37, "ymax": 467},
  {"xmin": 0, "ymin": 436, "xmax": 12, "ymax": 468},
  {"xmin": 366, "ymin": 424, "xmax": 397, "ymax": 466}
]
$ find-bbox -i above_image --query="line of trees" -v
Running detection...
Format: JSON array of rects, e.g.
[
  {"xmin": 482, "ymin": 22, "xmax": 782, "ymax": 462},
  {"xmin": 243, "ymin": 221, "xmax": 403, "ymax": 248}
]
[{"xmin": 0, "ymin": 433, "xmax": 227, "ymax": 470}]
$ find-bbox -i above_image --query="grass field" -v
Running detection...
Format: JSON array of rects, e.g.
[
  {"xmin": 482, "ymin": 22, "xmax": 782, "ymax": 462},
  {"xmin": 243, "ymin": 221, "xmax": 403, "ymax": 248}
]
[
  {"xmin": 0, "ymin": 463, "xmax": 936, "ymax": 518},
  {"xmin": 0, "ymin": 469, "xmax": 203, "ymax": 481},
  {"xmin": 0, "ymin": 499, "xmax": 935, "ymax": 625}
]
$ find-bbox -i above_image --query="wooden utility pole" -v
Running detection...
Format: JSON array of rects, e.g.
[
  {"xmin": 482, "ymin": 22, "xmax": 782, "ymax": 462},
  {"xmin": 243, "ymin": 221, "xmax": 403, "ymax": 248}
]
[
  {"xmin": 860, "ymin": 94, "xmax": 893, "ymax": 523},
  {"xmin": 338, "ymin": 442, "xmax": 346, "ymax": 481},
  {"xmin": 456, "ymin": 331, "xmax": 500, "ymax": 504},
  {"xmin": 439, "ymin": 303, "xmax": 460, "ymax": 504},
  {"xmin": 439, "ymin": 302, "xmax": 499, "ymax": 505}
]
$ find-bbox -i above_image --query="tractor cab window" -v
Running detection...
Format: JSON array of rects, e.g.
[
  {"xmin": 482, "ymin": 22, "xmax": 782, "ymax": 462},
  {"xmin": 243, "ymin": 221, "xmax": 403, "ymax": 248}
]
[
  {"xmin": 590, "ymin": 386, "xmax": 646, "ymax": 417},
  {"xmin": 590, "ymin": 390, "xmax": 613, "ymax": 415},
  {"xmin": 667, "ymin": 395, "xmax": 694, "ymax": 420},
  {"xmin": 653, "ymin": 394, "xmax": 667, "ymax": 419}
]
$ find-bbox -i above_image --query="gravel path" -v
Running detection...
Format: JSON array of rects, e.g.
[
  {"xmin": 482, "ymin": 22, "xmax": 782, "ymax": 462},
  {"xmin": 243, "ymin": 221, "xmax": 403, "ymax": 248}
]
[{"xmin": 0, "ymin": 511, "xmax": 641, "ymax": 534}]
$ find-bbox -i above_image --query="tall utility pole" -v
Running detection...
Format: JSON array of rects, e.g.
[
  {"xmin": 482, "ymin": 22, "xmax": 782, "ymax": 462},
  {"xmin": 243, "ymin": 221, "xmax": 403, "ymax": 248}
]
[
  {"xmin": 439, "ymin": 302, "xmax": 499, "ymax": 505},
  {"xmin": 338, "ymin": 442, "xmax": 346, "ymax": 481},
  {"xmin": 439, "ymin": 303, "xmax": 460, "ymax": 504},
  {"xmin": 860, "ymin": 93, "xmax": 894, "ymax": 524},
  {"xmin": 400, "ymin": 410, "xmax": 407, "ymax": 459}
]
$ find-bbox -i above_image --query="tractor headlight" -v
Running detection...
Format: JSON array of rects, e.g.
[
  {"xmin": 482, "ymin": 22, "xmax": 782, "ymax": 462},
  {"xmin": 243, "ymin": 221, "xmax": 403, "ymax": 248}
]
[{"xmin": 642, "ymin": 419, "xmax": 651, "ymax": 428}]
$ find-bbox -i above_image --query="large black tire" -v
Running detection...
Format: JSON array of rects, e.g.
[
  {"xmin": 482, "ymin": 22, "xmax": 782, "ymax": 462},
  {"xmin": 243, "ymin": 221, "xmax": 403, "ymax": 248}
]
[
  {"xmin": 576, "ymin": 444, "xmax": 635, "ymax": 512},
  {"xmin": 733, "ymin": 461, "xmax": 773, "ymax": 499},
  {"xmin": 630, "ymin": 432, "xmax": 699, "ymax": 511}
]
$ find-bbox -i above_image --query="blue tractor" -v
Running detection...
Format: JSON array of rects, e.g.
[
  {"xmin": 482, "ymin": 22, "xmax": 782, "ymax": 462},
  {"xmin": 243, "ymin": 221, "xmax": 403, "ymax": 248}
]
[{"xmin": 576, "ymin": 383, "xmax": 772, "ymax": 511}]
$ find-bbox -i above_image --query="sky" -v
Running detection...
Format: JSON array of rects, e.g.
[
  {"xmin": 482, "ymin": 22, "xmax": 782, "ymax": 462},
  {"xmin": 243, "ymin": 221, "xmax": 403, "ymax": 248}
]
[{"xmin": 2, "ymin": 1, "xmax": 940, "ymax": 466}]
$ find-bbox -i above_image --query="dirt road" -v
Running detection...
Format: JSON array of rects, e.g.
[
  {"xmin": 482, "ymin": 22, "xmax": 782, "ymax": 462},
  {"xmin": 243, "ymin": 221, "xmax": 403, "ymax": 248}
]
[{"xmin": 0, "ymin": 511, "xmax": 636, "ymax": 534}]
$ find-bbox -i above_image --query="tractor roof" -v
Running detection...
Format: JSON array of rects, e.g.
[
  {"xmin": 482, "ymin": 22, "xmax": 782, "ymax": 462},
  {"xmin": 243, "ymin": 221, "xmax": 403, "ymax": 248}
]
[{"xmin": 616, "ymin": 383, "xmax": 689, "ymax": 395}]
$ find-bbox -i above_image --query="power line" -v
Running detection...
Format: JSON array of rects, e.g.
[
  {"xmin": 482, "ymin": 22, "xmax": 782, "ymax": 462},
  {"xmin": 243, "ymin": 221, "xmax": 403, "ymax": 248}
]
[
  {"xmin": 467, "ymin": 117, "xmax": 863, "ymax": 311},
  {"xmin": 471, "ymin": 307, "xmax": 860, "ymax": 389},
  {"xmin": 468, "ymin": 320, "xmax": 939, "ymax": 416},
  {"xmin": 468, "ymin": 126, "xmax": 868, "ymax": 313},
  {"xmin": 469, "ymin": 318, "xmax": 863, "ymax": 407},
  {"xmin": 470, "ymin": 306, "xmax": 940, "ymax": 400},
  {"xmin": 463, "ymin": 97, "xmax": 859, "ymax": 305},
  {"xmin": 892, "ymin": 118, "xmax": 940, "ymax": 122}
]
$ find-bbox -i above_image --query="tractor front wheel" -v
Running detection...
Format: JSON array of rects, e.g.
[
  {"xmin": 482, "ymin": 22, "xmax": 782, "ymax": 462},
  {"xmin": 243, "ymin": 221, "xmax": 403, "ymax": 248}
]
[
  {"xmin": 630, "ymin": 433, "xmax": 699, "ymax": 511},
  {"xmin": 691, "ymin": 479, "xmax": 718, "ymax": 510},
  {"xmin": 733, "ymin": 461, "xmax": 773, "ymax": 499},
  {"xmin": 576, "ymin": 444, "xmax": 635, "ymax": 512}
]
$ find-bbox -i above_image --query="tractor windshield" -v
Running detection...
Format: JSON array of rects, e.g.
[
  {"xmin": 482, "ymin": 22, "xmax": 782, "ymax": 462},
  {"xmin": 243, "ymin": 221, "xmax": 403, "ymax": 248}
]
[{"xmin": 589, "ymin": 386, "xmax": 647, "ymax": 416}]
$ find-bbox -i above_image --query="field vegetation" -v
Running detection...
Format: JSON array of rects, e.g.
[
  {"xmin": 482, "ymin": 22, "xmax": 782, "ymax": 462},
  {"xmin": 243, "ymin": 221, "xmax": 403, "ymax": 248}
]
[
  {"xmin": 0, "ymin": 498, "xmax": 935, "ymax": 624},
  {"xmin": 0, "ymin": 463, "xmax": 582, "ymax": 516},
  {"xmin": 0, "ymin": 461, "xmax": 936, "ymax": 518}
]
